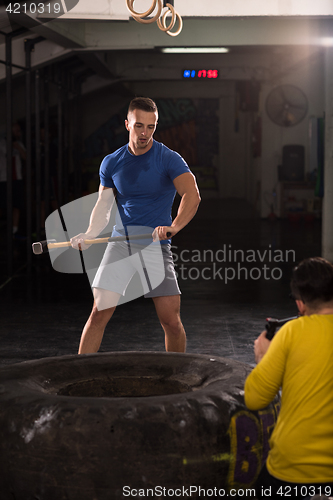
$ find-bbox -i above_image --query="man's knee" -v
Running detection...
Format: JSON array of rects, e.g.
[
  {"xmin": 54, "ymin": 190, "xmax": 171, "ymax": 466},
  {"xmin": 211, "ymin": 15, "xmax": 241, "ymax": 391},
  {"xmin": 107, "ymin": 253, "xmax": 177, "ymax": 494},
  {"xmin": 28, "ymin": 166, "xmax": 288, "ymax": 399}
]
[
  {"xmin": 90, "ymin": 303, "xmax": 115, "ymax": 325},
  {"xmin": 161, "ymin": 315, "xmax": 183, "ymax": 334},
  {"xmin": 93, "ymin": 288, "xmax": 121, "ymax": 312}
]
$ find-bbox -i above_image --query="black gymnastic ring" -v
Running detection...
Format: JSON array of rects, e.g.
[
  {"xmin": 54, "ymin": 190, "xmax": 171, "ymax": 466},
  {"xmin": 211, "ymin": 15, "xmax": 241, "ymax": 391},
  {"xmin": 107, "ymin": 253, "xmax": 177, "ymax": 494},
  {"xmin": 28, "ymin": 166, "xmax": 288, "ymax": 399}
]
[{"xmin": 0, "ymin": 352, "xmax": 280, "ymax": 499}]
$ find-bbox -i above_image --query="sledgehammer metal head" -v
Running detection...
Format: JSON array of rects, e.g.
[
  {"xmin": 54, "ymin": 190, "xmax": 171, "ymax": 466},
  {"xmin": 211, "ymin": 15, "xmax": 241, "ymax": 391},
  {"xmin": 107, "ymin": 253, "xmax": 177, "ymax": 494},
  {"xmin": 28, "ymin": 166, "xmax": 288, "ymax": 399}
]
[{"xmin": 32, "ymin": 239, "xmax": 56, "ymax": 255}]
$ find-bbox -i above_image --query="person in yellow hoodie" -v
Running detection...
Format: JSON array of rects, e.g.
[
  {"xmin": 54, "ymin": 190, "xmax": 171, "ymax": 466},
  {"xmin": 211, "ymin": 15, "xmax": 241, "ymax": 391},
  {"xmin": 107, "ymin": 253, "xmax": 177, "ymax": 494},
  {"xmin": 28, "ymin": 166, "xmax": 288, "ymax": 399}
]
[{"xmin": 245, "ymin": 257, "xmax": 333, "ymax": 499}]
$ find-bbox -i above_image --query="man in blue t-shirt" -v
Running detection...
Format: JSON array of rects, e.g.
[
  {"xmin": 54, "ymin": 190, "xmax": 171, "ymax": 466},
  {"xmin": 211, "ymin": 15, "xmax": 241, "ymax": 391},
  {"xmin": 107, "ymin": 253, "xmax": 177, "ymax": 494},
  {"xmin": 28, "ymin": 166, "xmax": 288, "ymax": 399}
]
[{"xmin": 71, "ymin": 97, "xmax": 201, "ymax": 355}]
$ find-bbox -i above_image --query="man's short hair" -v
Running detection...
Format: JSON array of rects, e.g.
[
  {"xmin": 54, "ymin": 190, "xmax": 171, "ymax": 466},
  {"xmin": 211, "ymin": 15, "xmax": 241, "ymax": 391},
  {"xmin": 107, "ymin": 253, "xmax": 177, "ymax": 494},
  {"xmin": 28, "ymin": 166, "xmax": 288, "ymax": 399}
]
[
  {"xmin": 291, "ymin": 257, "xmax": 333, "ymax": 304},
  {"xmin": 128, "ymin": 97, "xmax": 158, "ymax": 116}
]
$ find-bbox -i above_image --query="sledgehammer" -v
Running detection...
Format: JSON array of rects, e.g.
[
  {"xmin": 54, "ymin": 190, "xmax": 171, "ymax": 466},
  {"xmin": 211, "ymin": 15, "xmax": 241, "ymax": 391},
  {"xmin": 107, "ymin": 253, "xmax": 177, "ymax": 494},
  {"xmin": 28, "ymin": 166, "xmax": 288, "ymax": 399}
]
[{"xmin": 32, "ymin": 232, "xmax": 171, "ymax": 255}]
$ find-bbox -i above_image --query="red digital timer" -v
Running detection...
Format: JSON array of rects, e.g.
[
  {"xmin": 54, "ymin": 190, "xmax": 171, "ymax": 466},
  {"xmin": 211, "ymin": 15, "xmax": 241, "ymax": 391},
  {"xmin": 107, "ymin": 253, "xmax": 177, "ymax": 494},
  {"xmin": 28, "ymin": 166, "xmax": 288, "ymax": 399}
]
[{"xmin": 183, "ymin": 69, "xmax": 219, "ymax": 79}]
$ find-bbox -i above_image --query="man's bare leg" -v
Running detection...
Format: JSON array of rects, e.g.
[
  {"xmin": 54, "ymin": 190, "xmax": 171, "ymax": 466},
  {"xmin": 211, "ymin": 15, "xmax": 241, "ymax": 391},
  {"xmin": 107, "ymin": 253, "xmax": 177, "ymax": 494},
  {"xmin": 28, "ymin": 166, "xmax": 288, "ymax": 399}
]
[
  {"xmin": 78, "ymin": 289, "xmax": 121, "ymax": 354},
  {"xmin": 152, "ymin": 295, "xmax": 186, "ymax": 352}
]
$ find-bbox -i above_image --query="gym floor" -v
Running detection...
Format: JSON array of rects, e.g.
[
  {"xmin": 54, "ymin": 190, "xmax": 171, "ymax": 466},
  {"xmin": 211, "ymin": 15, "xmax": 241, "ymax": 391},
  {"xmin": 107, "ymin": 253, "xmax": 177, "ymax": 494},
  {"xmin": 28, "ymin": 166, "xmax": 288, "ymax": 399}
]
[{"xmin": 0, "ymin": 199, "xmax": 321, "ymax": 368}]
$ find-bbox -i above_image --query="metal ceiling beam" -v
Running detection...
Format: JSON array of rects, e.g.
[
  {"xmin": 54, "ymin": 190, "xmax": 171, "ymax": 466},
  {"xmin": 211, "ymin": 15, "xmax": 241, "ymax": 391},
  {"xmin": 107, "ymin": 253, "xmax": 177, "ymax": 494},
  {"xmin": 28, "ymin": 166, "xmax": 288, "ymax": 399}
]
[
  {"xmin": 43, "ymin": 0, "xmax": 333, "ymax": 19},
  {"xmin": 5, "ymin": 9, "xmax": 85, "ymax": 48},
  {"xmin": 81, "ymin": 17, "xmax": 333, "ymax": 50}
]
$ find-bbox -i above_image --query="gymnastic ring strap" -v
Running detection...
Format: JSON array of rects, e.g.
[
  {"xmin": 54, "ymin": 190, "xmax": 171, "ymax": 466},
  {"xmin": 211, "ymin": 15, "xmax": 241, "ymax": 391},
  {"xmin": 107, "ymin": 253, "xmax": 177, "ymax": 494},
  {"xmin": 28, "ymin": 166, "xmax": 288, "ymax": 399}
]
[{"xmin": 156, "ymin": 3, "xmax": 176, "ymax": 32}]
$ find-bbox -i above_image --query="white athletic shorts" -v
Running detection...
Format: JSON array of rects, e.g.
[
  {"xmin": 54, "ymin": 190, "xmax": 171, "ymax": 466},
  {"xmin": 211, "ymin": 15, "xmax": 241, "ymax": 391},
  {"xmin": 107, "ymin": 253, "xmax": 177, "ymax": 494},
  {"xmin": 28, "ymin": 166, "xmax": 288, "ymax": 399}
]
[{"xmin": 92, "ymin": 241, "xmax": 180, "ymax": 299}]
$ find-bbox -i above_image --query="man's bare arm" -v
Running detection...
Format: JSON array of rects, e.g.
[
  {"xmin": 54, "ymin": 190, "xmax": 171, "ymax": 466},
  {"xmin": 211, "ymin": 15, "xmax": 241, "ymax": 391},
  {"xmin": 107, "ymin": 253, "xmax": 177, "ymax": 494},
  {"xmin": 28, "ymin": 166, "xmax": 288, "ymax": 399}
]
[
  {"xmin": 153, "ymin": 172, "xmax": 201, "ymax": 241},
  {"xmin": 70, "ymin": 185, "xmax": 116, "ymax": 250}
]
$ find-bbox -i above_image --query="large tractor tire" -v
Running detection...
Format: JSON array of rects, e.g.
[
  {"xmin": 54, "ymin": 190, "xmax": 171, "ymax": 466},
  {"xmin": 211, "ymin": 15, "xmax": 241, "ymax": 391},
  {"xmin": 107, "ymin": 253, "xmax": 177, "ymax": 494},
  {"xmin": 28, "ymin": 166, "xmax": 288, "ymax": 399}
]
[{"xmin": 0, "ymin": 352, "xmax": 279, "ymax": 499}]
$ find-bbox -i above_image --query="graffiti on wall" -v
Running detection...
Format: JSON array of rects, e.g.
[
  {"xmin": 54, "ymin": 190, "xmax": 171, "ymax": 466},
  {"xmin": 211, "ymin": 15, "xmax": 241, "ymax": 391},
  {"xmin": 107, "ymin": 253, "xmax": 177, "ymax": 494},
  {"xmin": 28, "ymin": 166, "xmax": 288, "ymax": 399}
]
[
  {"xmin": 155, "ymin": 98, "xmax": 219, "ymax": 190},
  {"xmin": 227, "ymin": 402, "xmax": 280, "ymax": 489}
]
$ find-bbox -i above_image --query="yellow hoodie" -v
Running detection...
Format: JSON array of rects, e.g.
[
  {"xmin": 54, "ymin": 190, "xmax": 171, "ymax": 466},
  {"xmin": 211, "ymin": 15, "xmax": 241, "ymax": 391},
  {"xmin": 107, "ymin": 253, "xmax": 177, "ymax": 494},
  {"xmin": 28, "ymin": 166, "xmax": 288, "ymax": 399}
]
[{"xmin": 245, "ymin": 315, "xmax": 333, "ymax": 483}]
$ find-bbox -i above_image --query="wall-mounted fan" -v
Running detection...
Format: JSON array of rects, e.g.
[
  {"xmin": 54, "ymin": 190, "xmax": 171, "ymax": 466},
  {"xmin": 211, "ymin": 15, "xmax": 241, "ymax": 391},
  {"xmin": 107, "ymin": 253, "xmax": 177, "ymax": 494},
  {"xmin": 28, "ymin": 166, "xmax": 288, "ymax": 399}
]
[{"xmin": 265, "ymin": 85, "xmax": 308, "ymax": 127}]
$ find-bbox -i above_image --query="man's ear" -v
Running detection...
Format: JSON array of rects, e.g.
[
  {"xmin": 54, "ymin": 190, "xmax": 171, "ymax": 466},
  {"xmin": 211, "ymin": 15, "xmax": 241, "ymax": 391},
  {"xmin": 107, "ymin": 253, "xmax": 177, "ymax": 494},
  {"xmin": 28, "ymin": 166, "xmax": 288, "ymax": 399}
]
[
  {"xmin": 125, "ymin": 119, "xmax": 129, "ymax": 131},
  {"xmin": 296, "ymin": 299, "xmax": 306, "ymax": 315}
]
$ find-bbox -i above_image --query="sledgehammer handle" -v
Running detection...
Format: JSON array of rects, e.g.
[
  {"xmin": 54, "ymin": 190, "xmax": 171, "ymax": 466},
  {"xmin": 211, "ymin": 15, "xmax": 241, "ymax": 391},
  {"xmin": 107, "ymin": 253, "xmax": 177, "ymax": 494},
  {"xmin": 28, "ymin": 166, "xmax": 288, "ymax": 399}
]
[
  {"xmin": 32, "ymin": 232, "xmax": 172, "ymax": 254},
  {"xmin": 50, "ymin": 233, "xmax": 158, "ymax": 249},
  {"xmin": 32, "ymin": 238, "xmax": 110, "ymax": 254},
  {"xmin": 48, "ymin": 237, "xmax": 110, "ymax": 249}
]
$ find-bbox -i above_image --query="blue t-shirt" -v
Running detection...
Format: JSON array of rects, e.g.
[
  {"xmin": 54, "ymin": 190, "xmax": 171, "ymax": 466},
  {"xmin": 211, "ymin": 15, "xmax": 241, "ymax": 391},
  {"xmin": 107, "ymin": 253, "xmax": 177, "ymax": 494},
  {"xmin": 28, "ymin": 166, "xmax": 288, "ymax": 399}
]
[{"xmin": 99, "ymin": 140, "xmax": 191, "ymax": 242}]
